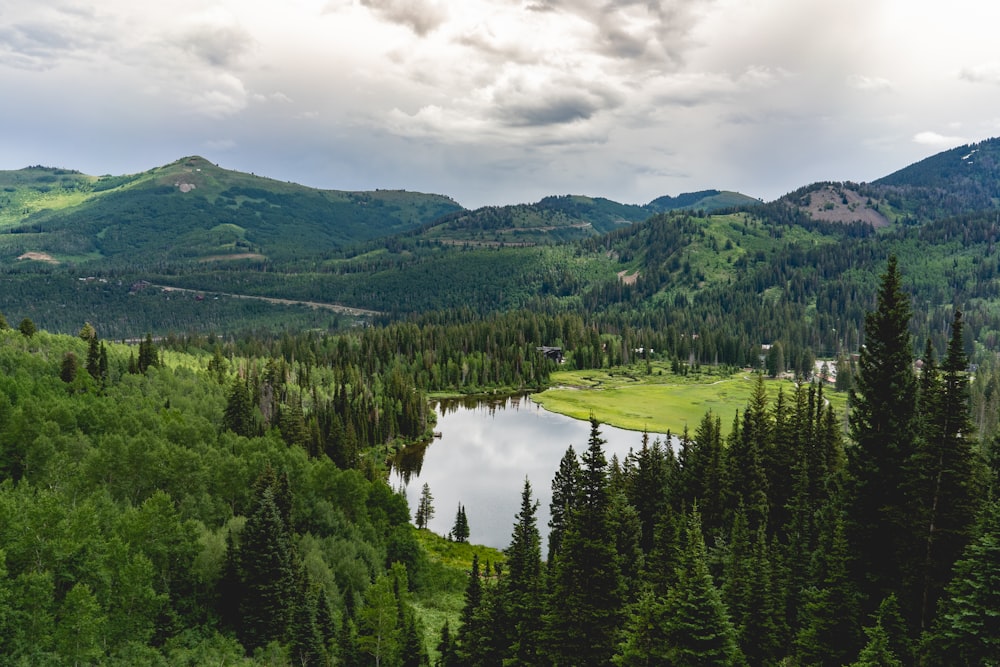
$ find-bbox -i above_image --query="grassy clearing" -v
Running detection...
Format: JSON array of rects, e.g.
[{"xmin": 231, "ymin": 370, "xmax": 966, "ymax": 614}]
[
  {"xmin": 412, "ymin": 528, "xmax": 505, "ymax": 661},
  {"xmin": 534, "ymin": 362, "xmax": 848, "ymax": 436}
]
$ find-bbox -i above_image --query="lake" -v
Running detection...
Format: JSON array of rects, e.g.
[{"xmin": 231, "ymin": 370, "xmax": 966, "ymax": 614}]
[{"xmin": 394, "ymin": 395, "xmax": 671, "ymax": 551}]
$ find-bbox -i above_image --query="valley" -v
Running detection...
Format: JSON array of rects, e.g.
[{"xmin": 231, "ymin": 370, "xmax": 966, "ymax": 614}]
[{"xmin": 1, "ymin": 137, "xmax": 1000, "ymax": 664}]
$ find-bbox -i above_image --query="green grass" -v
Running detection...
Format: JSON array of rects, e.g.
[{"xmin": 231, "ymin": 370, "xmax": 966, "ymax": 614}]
[
  {"xmin": 411, "ymin": 528, "xmax": 505, "ymax": 661},
  {"xmin": 534, "ymin": 363, "xmax": 847, "ymax": 436}
]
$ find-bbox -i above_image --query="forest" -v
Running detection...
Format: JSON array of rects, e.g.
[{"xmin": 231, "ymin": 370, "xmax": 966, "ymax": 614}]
[
  {"xmin": 0, "ymin": 256, "xmax": 998, "ymax": 665},
  {"xmin": 3, "ymin": 141, "xmax": 1000, "ymax": 664}
]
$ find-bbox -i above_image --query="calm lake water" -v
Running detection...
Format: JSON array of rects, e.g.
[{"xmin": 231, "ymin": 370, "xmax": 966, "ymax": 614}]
[{"xmin": 394, "ymin": 395, "xmax": 671, "ymax": 551}]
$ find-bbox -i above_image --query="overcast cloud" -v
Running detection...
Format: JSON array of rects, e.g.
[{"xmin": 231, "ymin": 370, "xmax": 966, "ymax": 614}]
[{"xmin": 2, "ymin": 0, "xmax": 1000, "ymax": 208}]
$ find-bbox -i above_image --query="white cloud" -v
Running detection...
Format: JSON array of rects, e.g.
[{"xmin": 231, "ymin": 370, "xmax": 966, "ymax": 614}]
[
  {"xmin": 913, "ymin": 131, "xmax": 968, "ymax": 147},
  {"xmin": 5, "ymin": 0, "xmax": 1000, "ymax": 207},
  {"xmin": 960, "ymin": 63, "xmax": 1000, "ymax": 85},
  {"xmin": 360, "ymin": 0, "xmax": 448, "ymax": 36},
  {"xmin": 847, "ymin": 74, "xmax": 893, "ymax": 92}
]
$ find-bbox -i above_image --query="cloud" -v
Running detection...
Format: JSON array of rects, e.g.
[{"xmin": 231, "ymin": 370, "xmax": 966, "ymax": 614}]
[
  {"xmin": 361, "ymin": 0, "xmax": 448, "ymax": 36},
  {"xmin": 0, "ymin": 4, "xmax": 115, "ymax": 70},
  {"xmin": 913, "ymin": 131, "xmax": 968, "ymax": 147},
  {"xmin": 847, "ymin": 74, "xmax": 893, "ymax": 92},
  {"xmin": 960, "ymin": 62, "xmax": 1000, "ymax": 85},
  {"xmin": 177, "ymin": 23, "xmax": 253, "ymax": 67}
]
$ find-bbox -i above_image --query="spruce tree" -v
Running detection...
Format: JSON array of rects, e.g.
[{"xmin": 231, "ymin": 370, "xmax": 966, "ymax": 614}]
[
  {"xmin": 223, "ymin": 377, "xmax": 255, "ymax": 438},
  {"xmin": 451, "ymin": 503, "xmax": 470, "ymax": 542},
  {"xmin": 238, "ymin": 486, "xmax": 296, "ymax": 649},
  {"xmin": 436, "ymin": 620, "xmax": 459, "ymax": 667},
  {"xmin": 544, "ymin": 418, "xmax": 622, "ymax": 666},
  {"xmin": 911, "ymin": 310, "xmax": 981, "ymax": 631},
  {"xmin": 921, "ymin": 499, "xmax": 1000, "ymax": 666},
  {"xmin": 547, "ymin": 445, "xmax": 579, "ymax": 562},
  {"xmin": 455, "ymin": 553, "xmax": 483, "ymax": 663},
  {"xmin": 415, "ymin": 482, "xmax": 435, "ymax": 530},
  {"xmin": 660, "ymin": 508, "xmax": 745, "ymax": 666},
  {"xmin": 503, "ymin": 478, "xmax": 545, "ymax": 666},
  {"xmin": 848, "ymin": 255, "xmax": 919, "ymax": 617}
]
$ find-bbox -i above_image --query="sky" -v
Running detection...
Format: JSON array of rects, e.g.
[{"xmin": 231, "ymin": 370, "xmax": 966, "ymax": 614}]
[{"xmin": 3, "ymin": 1, "xmax": 1000, "ymax": 209}]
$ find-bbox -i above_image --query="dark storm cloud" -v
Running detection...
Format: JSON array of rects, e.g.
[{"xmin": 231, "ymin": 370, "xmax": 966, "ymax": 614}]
[{"xmin": 500, "ymin": 94, "xmax": 605, "ymax": 127}]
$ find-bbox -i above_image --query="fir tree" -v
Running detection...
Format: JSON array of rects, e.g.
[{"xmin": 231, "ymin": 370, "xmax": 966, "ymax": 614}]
[
  {"xmin": 436, "ymin": 620, "xmax": 459, "ymax": 667},
  {"xmin": 547, "ymin": 445, "xmax": 579, "ymax": 562},
  {"xmin": 503, "ymin": 478, "xmax": 545, "ymax": 666},
  {"xmin": 451, "ymin": 503, "xmax": 470, "ymax": 542},
  {"xmin": 921, "ymin": 500, "xmax": 1000, "ymax": 666},
  {"xmin": 848, "ymin": 255, "xmax": 919, "ymax": 618},
  {"xmin": 544, "ymin": 418, "xmax": 623, "ymax": 667},
  {"xmin": 415, "ymin": 482, "xmax": 435, "ymax": 530},
  {"xmin": 238, "ymin": 486, "xmax": 296, "ymax": 649},
  {"xmin": 660, "ymin": 508, "xmax": 745, "ymax": 666},
  {"xmin": 911, "ymin": 310, "xmax": 981, "ymax": 631},
  {"xmin": 223, "ymin": 377, "xmax": 255, "ymax": 437}
]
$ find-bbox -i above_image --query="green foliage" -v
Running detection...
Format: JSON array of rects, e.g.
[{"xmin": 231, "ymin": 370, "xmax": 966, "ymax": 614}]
[
  {"xmin": 415, "ymin": 482, "xmax": 435, "ymax": 530},
  {"xmin": 450, "ymin": 503, "xmax": 469, "ymax": 543},
  {"xmin": 847, "ymin": 256, "xmax": 920, "ymax": 616},
  {"xmin": 922, "ymin": 500, "xmax": 1000, "ymax": 665},
  {"xmin": 544, "ymin": 419, "xmax": 623, "ymax": 666}
]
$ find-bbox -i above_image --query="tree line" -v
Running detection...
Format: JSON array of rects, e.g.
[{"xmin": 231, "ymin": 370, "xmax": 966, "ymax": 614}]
[{"xmin": 437, "ymin": 258, "xmax": 999, "ymax": 666}]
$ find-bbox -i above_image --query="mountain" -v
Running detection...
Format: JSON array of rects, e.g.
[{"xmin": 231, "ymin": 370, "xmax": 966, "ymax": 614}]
[
  {"xmin": 414, "ymin": 191, "xmax": 760, "ymax": 245},
  {"xmin": 418, "ymin": 195, "xmax": 650, "ymax": 245},
  {"xmin": 0, "ymin": 156, "xmax": 463, "ymax": 265},
  {"xmin": 646, "ymin": 189, "xmax": 760, "ymax": 213},
  {"xmin": 4, "ymin": 139, "xmax": 1000, "ymax": 344},
  {"xmin": 870, "ymin": 137, "xmax": 1000, "ymax": 219}
]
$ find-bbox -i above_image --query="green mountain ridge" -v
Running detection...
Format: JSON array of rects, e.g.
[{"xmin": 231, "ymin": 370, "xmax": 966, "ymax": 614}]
[
  {"xmin": 0, "ymin": 156, "xmax": 464, "ymax": 264},
  {"xmin": 2, "ymin": 138, "xmax": 1000, "ymax": 346}
]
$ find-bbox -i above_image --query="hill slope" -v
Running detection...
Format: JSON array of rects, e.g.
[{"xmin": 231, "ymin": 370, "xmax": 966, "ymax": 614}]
[{"xmin": 0, "ymin": 156, "xmax": 463, "ymax": 265}]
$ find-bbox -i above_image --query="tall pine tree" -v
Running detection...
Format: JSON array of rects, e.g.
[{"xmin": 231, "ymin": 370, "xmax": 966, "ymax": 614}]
[
  {"xmin": 544, "ymin": 418, "xmax": 623, "ymax": 666},
  {"xmin": 847, "ymin": 255, "xmax": 919, "ymax": 619}
]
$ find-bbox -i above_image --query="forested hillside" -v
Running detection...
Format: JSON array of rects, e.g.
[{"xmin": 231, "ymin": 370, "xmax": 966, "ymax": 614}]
[
  {"xmin": 1, "ymin": 259, "xmax": 998, "ymax": 664},
  {"xmin": 436, "ymin": 260, "xmax": 1000, "ymax": 666}
]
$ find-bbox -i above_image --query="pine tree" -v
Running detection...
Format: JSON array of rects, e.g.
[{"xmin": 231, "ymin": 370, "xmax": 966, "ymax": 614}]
[
  {"xmin": 850, "ymin": 619, "xmax": 903, "ymax": 667},
  {"xmin": 451, "ymin": 503, "xmax": 470, "ymax": 542},
  {"xmin": 238, "ymin": 485, "xmax": 296, "ymax": 649},
  {"xmin": 911, "ymin": 309, "xmax": 981, "ymax": 631},
  {"xmin": 848, "ymin": 255, "xmax": 919, "ymax": 618},
  {"xmin": 628, "ymin": 432, "xmax": 671, "ymax": 554},
  {"xmin": 725, "ymin": 374, "xmax": 770, "ymax": 531},
  {"xmin": 921, "ymin": 499, "xmax": 1000, "ymax": 666},
  {"xmin": 794, "ymin": 501, "xmax": 862, "ymax": 667},
  {"xmin": 544, "ymin": 418, "xmax": 623, "ymax": 666},
  {"xmin": 614, "ymin": 587, "xmax": 671, "ymax": 666},
  {"xmin": 436, "ymin": 620, "xmax": 459, "ymax": 667},
  {"xmin": 18, "ymin": 318, "xmax": 35, "ymax": 338},
  {"xmin": 60, "ymin": 352, "xmax": 78, "ymax": 384},
  {"xmin": 503, "ymin": 478, "xmax": 545, "ymax": 666},
  {"xmin": 415, "ymin": 482, "xmax": 435, "ymax": 530},
  {"xmin": 223, "ymin": 377, "xmax": 255, "ymax": 437},
  {"xmin": 660, "ymin": 508, "xmax": 745, "ymax": 666},
  {"xmin": 85, "ymin": 336, "xmax": 100, "ymax": 379},
  {"xmin": 137, "ymin": 332, "xmax": 159, "ymax": 372},
  {"xmin": 547, "ymin": 445, "xmax": 580, "ymax": 562},
  {"xmin": 455, "ymin": 553, "xmax": 484, "ymax": 664}
]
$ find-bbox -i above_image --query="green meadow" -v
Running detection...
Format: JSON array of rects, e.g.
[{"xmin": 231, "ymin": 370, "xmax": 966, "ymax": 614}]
[{"xmin": 533, "ymin": 363, "xmax": 848, "ymax": 437}]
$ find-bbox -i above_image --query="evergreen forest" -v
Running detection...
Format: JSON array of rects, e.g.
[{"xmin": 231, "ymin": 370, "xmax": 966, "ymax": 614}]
[{"xmin": 1, "ymin": 139, "xmax": 1000, "ymax": 664}]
